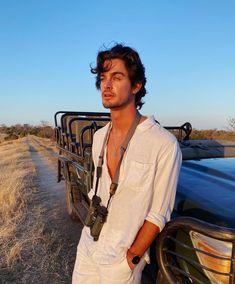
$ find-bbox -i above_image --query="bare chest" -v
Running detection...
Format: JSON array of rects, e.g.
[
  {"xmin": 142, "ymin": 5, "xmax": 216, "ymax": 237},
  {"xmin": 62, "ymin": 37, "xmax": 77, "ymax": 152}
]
[{"xmin": 106, "ymin": 135, "xmax": 123, "ymax": 181}]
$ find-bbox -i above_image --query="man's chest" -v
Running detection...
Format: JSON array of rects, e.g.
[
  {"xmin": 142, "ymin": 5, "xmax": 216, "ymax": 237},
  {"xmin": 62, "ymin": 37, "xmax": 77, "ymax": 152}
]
[{"xmin": 106, "ymin": 139, "xmax": 121, "ymax": 181}]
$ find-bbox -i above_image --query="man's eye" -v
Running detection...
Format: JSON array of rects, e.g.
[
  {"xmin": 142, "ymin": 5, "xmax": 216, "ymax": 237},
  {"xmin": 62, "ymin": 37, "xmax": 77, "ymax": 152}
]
[{"xmin": 113, "ymin": 76, "xmax": 121, "ymax": 81}]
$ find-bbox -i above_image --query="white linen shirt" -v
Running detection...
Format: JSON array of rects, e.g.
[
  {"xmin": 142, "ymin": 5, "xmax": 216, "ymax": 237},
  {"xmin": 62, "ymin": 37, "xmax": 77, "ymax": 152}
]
[{"xmin": 82, "ymin": 116, "xmax": 182, "ymax": 265}]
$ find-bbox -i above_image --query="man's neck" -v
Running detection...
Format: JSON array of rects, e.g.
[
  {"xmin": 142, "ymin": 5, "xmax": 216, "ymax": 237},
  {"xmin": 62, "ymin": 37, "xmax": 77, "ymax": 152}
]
[{"xmin": 110, "ymin": 107, "xmax": 139, "ymax": 135}]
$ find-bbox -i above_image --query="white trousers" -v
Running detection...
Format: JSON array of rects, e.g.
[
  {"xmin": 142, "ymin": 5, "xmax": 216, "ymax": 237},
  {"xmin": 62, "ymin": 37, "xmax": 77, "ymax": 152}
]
[{"xmin": 72, "ymin": 238, "xmax": 146, "ymax": 284}]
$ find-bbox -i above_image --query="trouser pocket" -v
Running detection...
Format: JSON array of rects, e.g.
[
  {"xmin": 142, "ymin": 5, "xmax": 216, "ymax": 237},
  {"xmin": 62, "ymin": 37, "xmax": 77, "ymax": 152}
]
[{"xmin": 99, "ymin": 257, "xmax": 133, "ymax": 283}]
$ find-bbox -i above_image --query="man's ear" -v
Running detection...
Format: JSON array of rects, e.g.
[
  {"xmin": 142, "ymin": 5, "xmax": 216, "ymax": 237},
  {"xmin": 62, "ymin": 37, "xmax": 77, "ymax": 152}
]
[{"xmin": 132, "ymin": 82, "xmax": 142, "ymax": 95}]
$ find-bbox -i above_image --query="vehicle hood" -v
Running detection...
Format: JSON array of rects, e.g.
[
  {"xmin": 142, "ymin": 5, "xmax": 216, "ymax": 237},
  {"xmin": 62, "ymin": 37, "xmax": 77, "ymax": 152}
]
[{"xmin": 174, "ymin": 157, "xmax": 235, "ymax": 228}]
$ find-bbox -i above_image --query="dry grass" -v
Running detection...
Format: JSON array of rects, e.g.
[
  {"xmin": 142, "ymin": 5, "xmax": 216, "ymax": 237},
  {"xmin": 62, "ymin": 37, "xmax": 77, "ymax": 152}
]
[
  {"xmin": 0, "ymin": 138, "xmax": 74, "ymax": 284},
  {"xmin": 0, "ymin": 133, "xmax": 7, "ymax": 143}
]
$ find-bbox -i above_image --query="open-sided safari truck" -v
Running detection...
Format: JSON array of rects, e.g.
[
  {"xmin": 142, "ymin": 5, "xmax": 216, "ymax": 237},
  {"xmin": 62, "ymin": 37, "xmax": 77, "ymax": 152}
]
[{"xmin": 55, "ymin": 111, "xmax": 235, "ymax": 284}]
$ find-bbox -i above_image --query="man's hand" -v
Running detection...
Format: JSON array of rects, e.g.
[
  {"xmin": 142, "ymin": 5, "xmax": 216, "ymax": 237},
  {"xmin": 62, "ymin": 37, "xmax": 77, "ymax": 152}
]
[
  {"xmin": 126, "ymin": 220, "xmax": 160, "ymax": 270},
  {"xmin": 126, "ymin": 250, "xmax": 136, "ymax": 270}
]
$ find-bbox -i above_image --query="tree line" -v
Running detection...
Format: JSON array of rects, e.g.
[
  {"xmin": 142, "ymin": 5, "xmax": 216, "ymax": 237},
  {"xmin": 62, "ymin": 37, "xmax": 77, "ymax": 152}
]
[
  {"xmin": 190, "ymin": 129, "xmax": 235, "ymax": 141},
  {"xmin": 1, "ymin": 118, "xmax": 234, "ymax": 142},
  {"xmin": 0, "ymin": 121, "xmax": 54, "ymax": 141}
]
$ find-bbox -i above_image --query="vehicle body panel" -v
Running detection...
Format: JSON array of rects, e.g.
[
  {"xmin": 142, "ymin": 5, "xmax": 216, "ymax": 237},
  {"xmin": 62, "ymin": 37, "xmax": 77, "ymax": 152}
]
[{"xmin": 175, "ymin": 157, "xmax": 235, "ymax": 228}]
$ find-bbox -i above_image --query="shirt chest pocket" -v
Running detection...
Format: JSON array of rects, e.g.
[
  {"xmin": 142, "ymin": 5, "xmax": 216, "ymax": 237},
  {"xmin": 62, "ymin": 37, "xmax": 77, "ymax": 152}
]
[{"xmin": 123, "ymin": 160, "xmax": 154, "ymax": 191}]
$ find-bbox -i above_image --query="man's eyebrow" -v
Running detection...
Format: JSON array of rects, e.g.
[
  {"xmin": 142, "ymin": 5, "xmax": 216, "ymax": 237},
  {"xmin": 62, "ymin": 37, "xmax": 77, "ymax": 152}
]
[
  {"xmin": 112, "ymin": 71, "xmax": 125, "ymax": 76},
  {"xmin": 100, "ymin": 71, "xmax": 125, "ymax": 77}
]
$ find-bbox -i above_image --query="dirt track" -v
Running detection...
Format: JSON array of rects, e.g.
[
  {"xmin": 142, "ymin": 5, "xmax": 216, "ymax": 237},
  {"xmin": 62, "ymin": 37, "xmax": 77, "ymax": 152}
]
[
  {"xmin": 28, "ymin": 136, "xmax": 83, "ymax": 240},
  {"xmin": 27, "ymin": 136, "xmax": 83, "ymax": 283}
]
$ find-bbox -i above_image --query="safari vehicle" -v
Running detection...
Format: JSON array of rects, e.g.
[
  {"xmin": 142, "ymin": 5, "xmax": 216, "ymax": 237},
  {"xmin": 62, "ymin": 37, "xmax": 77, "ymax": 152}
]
[{"xmin": 54, "ymin": 111, "xmax": 235, "ymax": 284}]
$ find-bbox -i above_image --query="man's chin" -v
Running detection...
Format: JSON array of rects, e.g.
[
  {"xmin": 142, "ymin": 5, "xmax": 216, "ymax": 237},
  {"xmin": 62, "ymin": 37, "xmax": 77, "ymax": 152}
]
[
  {"xmin": 102, "ymin": 104, "xmax": 110, "ymax": 109},
  {"xmin": 102, "ymin": 103, "xmax": 119, "ymax": 109}
]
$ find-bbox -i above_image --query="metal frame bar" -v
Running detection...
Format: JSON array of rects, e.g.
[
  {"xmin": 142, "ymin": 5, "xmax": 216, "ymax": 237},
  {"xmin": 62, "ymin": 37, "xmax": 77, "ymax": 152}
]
[
  {"xmin": 54, "ymin": 111, "xmax": 192, "ymax": 153},
  {"xmin": 156, "ymin": 217, "xmax": 235, "ymax": 284}
]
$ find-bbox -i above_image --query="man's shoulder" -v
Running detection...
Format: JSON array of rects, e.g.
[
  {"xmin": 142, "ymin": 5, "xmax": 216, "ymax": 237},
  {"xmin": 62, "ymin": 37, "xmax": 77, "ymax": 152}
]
[
  {"xmin": 93, "ymin": 123, "xmax": 110, "ymax": 141},
  {"xmin": 155, "ymin": 124, "xmax": 178, "ymax": 144},
  {"xmin": 140, "ymin": 116, "xmax": 177, "ymax": 145}
]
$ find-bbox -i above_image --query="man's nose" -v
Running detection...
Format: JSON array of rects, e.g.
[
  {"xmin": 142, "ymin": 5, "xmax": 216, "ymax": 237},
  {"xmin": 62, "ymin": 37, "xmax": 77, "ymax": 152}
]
[{"xmin": 105, "ymin": 79, "xmax": 112, "ymax": 89}]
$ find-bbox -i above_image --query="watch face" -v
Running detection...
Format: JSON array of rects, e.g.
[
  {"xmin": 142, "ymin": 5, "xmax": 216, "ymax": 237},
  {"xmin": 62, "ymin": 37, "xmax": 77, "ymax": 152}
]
[{"xmin": 132, "ymin": 255, "xmax": 141, "ymax": 264}]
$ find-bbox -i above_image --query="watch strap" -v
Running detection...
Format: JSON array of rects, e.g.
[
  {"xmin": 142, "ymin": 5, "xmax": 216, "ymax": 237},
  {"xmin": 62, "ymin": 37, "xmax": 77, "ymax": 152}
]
[{"xmin": 131, "ymin": 254, "xmax": 141, "ymax": 264}]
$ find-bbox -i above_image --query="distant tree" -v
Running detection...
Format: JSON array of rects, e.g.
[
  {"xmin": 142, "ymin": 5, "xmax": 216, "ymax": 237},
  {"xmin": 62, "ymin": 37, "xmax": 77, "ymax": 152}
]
[
  {"xmin": 39, "ymin": 121, "xmax": 54, "ymax": 139},
  {"xmin": 0, "ymin": 124, "xmax": 7, "ymax": 133},
  {"xmin": 40, "ymin": 120, "xmax": 51, "ymax": 127},
  {"xmin": 30, "ymin": 127, "xmax": 40, "ymax": 136},
  {"xmin": 227, "ymin": 117, "xmax": 235, "ymax": 131}
]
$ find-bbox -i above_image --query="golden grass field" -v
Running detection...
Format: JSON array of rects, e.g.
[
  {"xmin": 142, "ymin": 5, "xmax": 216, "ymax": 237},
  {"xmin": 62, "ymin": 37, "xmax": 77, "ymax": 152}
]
[{"xmin": 0, "ymin": 137, "xmax": 82, "ymax": 284}]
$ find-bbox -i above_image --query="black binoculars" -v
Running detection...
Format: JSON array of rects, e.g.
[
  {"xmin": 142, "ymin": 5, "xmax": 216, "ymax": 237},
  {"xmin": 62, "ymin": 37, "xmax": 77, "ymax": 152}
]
[{"xmin": 84, "ymin": 195, "xmax": 108, "ymax": 241}]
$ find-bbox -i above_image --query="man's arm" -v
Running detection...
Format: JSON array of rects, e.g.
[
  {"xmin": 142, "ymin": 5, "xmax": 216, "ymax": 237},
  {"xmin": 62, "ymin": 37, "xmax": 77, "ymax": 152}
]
[
  {"xmin": 127, "ymin": 220, "xmax": 160, "ymax": 269},
  {"xmin": 127, "ymin": 139, "xmax": 182, "ymax": 269}
]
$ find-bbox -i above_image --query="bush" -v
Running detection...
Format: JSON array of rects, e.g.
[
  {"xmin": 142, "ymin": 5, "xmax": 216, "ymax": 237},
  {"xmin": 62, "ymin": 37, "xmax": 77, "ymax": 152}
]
[
  {"xmin": 4, "ymin": 134, "xmax": 19, "ymax": 141},
  {"xmin": 39, "ymin": 126, "xmax": 55, "ymax": 139}
]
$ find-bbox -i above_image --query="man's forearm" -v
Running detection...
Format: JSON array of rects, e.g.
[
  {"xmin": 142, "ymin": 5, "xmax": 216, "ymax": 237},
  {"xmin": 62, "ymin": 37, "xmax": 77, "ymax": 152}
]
[{"xmin": 127, "ymin": 220, "xmax": 160, "ymax": 269}]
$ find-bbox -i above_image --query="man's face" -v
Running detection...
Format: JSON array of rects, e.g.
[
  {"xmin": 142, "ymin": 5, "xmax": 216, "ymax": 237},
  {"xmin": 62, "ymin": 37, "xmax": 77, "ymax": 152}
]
[{"xmin": 100, "ymin": 58, "xmax": 136, "ymax": 110}]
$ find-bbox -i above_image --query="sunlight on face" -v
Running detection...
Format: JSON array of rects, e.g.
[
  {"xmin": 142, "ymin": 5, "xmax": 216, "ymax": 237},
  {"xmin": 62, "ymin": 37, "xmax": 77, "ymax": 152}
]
[{"xmin": 100, "ymin": 59, "xmax": 135, "ymax": 110}]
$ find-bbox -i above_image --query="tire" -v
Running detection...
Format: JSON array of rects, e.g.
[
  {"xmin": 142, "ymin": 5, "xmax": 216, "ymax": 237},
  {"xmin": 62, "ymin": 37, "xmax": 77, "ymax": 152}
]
[{"xmin": 65, "ymin": 179, "xmax": 81, "ymax": 221}]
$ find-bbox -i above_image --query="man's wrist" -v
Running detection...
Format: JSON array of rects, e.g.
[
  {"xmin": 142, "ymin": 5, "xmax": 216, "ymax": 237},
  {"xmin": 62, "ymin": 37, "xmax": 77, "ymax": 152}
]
[{"xmin": 127, "ymin": 249, "xmax": 142, "ymax": 265}]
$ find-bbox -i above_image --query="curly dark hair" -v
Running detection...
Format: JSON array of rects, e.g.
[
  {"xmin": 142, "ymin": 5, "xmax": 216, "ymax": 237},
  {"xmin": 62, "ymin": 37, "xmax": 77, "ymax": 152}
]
[{"xmin": 91, "ymin": 44, "xmax": 147, "ymax": 109}]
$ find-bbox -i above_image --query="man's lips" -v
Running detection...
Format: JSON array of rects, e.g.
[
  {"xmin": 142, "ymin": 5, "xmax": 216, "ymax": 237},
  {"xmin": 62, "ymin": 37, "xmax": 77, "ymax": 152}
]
[{"xmin": 102, "ymin": 92, "xmax": 114, "ymax": 98}]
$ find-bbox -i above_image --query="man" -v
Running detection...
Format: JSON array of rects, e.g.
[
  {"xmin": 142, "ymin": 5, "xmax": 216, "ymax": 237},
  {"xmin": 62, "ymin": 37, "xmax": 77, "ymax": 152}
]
[{"xmin": 72, "ymin": 44, "xmax": 182, "ymax": 284}]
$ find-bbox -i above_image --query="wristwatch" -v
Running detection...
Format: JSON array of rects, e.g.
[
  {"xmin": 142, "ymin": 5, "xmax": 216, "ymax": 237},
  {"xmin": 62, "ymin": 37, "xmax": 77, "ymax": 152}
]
[{"xmin": 131, "ymin": 254, "xmax": 141, "ymax": 265}]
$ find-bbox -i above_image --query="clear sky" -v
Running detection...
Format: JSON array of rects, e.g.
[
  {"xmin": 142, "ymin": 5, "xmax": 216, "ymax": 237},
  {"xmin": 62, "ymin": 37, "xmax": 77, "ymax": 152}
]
[{"xmin": 0, "ymin": 0, "xmax": 234, "ymax": 129}]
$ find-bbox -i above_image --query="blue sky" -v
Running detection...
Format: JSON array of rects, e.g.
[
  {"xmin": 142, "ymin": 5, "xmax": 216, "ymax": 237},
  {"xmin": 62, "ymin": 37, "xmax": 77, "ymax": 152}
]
[{"xmin": 0, "ymin": 0, "xmax": 234, "ymax": 129}]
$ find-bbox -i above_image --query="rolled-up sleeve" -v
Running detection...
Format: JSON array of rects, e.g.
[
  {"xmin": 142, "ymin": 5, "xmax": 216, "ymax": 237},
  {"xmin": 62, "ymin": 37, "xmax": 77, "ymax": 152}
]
[{"xmin": 145, "ymin": 139, "xmax": 182, "ymax": 231}]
